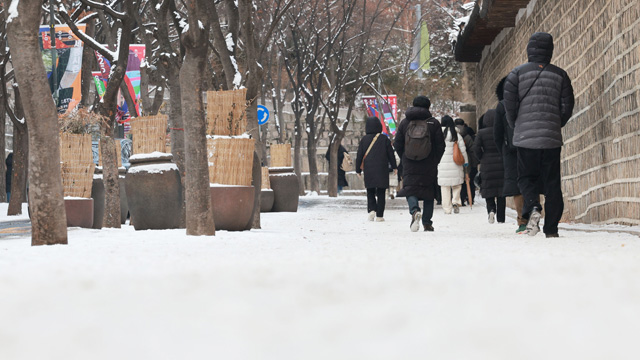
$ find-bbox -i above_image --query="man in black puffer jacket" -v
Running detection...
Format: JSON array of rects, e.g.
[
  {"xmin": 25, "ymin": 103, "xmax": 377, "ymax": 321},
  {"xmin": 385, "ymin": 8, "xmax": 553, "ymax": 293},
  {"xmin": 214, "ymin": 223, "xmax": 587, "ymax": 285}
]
[
  {"xmin": 504, "ymin": 32, "xmax": 574, "ymax": 238},
  {"xmin": 395, "ymin": 96, "xmax": 445, "ymax": 232}
]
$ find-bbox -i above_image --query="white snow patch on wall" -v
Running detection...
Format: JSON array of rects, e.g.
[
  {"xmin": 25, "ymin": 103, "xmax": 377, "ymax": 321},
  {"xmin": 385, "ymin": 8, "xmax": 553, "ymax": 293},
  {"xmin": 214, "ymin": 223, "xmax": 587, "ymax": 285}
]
[{"xmin": 128, "ymin": 163, "xmax": 178, "ymax": 174}]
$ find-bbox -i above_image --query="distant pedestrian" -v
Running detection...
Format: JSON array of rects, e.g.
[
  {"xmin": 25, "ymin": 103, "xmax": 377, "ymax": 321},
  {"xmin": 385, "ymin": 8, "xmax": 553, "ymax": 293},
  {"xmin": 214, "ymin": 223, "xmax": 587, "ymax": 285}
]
[
  {"xmin": 394, "ymin": 96, "xmax": 445, "ymax": 232},
  {"xmin": 355, "ymin": 116, "xmax": 397, "ymax": 222},
  {"xmin": 5, "ymin": 153, "xmax": 12, "ymax": 202},
  {"xmin": 474, "ymin": 109, "xmax": 505, "ymax": 223},
  {"xmin": 504, "ymin": 32, "xmax": 575, "ymax": 237},
  {"xmin": 455, "ymin": 118, "xmax": 478, "ymax": 206},
  {"xmin": 437, "ymin": 116, "xmax": 469, "ymax": 215},
  {"xmin": 325, "ymin": 145, "xmax": 349, "ymax": 195},
  {"xmin": 493, "ymin": 76, "xmax": 527, "ymax": 233}
]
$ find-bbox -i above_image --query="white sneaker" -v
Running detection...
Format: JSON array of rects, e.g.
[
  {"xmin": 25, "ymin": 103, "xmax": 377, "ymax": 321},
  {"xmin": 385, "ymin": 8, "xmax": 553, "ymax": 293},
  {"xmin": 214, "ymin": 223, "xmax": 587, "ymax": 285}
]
[
  {"xmin": 375, "ymin": 217, "xmax": 385, "ymax": 222},
  {"xmin": 488, "ymin": 211, "xmax": 495, "ymax": 224},
  {"xmin": 410, "ymin": 211, "xmax": 421, "ymax": 232},
  {"xmin": 368, "ymin": 211, "xmax": 376, "ymax": 221},
  {"xmin": 526, "ymin": 209, "xmax": 542, "ymax": 236}
]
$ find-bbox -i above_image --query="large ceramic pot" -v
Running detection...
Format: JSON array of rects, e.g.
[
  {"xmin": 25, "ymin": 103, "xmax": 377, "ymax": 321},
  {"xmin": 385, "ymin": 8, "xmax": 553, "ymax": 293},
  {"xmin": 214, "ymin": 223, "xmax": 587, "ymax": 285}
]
[
  {"xmin": 210, "ymin": 185, "xmax": 255, "ymax": 231},
  {"xmin": 125, "ymin": 153, "xmax": 182, "ymax": 230},
  {"xmin": 268, "ymin": 167, "xmax": 299, "ymax": 212},
  {"xmin": 260, "ymin": 189, "xmax": 274, "ymax": 212},
  {"xmin": 91, "ymin": 168, "xmax": 130, "ymax": 229},
  {"xmin": 64, "ymin": 198, "xmax": 94, "ymax": 228}
]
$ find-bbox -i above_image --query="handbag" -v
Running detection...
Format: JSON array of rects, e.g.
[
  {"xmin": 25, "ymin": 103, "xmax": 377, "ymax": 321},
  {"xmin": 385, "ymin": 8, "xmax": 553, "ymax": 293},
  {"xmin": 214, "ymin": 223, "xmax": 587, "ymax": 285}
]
[
  {"xmin": 340, "ymin": 152, "xmax": 353, "ymax": 172},
  {"xmin": 360, "ymin": 134, "xmax": 380, "ymax": 171},
  {"xmin": 453, "ymin": 141, "xmax": 465, "ymax": 166}
]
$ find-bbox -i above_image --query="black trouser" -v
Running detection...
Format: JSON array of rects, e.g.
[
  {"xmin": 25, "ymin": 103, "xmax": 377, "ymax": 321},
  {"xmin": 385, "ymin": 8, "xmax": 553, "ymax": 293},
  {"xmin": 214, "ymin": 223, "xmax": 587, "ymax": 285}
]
[
  {"xmin": 486, "ymin": 196, "xmax": 506, "ymax": 223},
  {"xmin": 517, "ymin": 147, "xmax": 564, "ymax": 234},
  {"xmin": 367, "ymin": 188, "xmax": 387, "ymax": 217}
]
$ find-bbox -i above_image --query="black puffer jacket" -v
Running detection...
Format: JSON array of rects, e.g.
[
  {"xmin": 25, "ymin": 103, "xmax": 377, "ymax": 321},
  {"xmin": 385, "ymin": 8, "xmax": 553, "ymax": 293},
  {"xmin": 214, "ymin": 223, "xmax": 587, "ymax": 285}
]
[
  {"xmin": 394, "ymin": 107, "xmax": 445, "ymax": 200},
  {"xmin": 474, "ymin": 110, "xmax": 504, "ymax": 198},
  {"xmin": 504, "ymin": 32, "xmax": 575, "ymax": 149},
  {"xmin": 356, "ymin": 117, "xmax": 397, "ymax": 189}
]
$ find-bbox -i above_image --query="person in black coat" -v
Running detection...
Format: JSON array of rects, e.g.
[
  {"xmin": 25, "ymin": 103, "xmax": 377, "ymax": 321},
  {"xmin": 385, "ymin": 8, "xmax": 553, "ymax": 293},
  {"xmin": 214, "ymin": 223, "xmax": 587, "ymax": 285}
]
[
  {"xmin": 504, "ymin": 32, "xmax": 574, "ymax": 237},
  {"xmin": 356, "ymin": 116, "xmax": 397, "ymax": 221},
  {"xmin": 325, "ymin": 145, "xmax": 349, "ymax": 194},
  {"xmin": 493, "ymin": 76, "xmax": 528, "ymax": 233},
  {"xmin": 474, "ymin": 109, "xmax": 505, "ymax": 223},
  {"xmin": 394, "ymin": 96, "xmax": 446, "ymax": 232},
  {"xmin": 455, "ymin": 118, "xmax": 477, "ymax": 206},
  {"xmin": 5, "ymin": 153, "xmax": 12, "ymax": 202}
]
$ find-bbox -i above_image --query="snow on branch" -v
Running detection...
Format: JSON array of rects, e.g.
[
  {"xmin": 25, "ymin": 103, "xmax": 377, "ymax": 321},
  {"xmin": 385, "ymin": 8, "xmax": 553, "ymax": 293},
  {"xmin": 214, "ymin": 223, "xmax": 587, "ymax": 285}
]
[{"xmin": 78, "ymin": 0, "xmax": 127, "ymax": 20}]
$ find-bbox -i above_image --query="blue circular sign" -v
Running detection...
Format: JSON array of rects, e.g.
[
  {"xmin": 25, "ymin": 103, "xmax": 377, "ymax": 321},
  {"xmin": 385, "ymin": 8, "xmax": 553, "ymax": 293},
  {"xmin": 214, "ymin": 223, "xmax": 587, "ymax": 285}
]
[{"xmin": 257, "ymin": 105, "xmax": 270, "ymax": 125}]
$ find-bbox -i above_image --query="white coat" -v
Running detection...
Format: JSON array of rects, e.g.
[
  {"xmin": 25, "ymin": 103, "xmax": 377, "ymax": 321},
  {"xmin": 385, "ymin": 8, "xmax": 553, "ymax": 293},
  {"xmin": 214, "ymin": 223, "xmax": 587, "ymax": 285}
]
[{"xmin": 437, "ymin": 127, "xmax": 469, "ymax": 187}]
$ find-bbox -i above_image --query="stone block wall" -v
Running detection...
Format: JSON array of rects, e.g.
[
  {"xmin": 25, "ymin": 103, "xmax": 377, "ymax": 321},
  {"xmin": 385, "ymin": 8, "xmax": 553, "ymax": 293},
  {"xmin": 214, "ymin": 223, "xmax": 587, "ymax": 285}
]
[{"xmin": 472, "ymin": 0, "xmax": 640, "ymax": 225}]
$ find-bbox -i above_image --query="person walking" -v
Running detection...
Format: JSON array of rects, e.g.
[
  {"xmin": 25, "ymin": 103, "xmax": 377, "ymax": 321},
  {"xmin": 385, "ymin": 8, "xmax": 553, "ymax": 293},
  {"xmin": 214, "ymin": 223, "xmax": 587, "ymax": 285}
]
[
  {"xmin": 493, "ymin": 76, "xmax": 527, "ymax": 233},
  {"xmin": 504, "ymin": 32, "xmax": 575, "ymax": 237},
  {"xmin": 455, "ymin": 118, "xmax": 478, "ymax": 206},
  {"xmin": 437, "ymin": 116, "xmax": 469, "ymax": 215},
  {"xmin": 355, "ymin": 116, "xmax": 397, "ymax": 222},
  {"xmin": 394, "ymin": 96, "xmax": 445, "ymax": 232},
  {"xmin": 474, "ymin": 109, "xmax": 505, "ymax": 223},
  {"xmin": 325, "ymin": 145, "xmax": 349, "ymax": 195}
]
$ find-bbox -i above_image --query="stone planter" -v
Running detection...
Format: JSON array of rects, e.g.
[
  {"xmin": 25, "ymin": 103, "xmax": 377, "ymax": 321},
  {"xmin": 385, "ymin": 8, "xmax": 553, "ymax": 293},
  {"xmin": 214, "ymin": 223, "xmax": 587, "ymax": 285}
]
[
  {"xmin": 91, "ymin": 168, "xmax": 129, "ymax": 228},
  {"xmin": 268, "ymin": 167, "xmax": 299, "ymax": 212},
  {"xmin": 210, "ymin": 185, "xmax": 255, "ymax": 231},
  {"xmin": 64, "ymin": 198, "xmax": 94, "ymax": 228},
  {"xmin": 260, "ymin": 189, "xmax": 274, "ymax": 212},
  {"xmin": 125, "ymin": 153, "xmax": 182, "ymax": 230}
]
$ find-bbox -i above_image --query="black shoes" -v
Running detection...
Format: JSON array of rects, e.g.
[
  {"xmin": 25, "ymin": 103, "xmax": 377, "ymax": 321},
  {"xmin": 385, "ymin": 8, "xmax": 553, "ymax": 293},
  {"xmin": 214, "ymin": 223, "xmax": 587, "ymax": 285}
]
[
  {"xmin": 423, "ymin": 224, "xmax": 434, "ymax": 232},
  {"xmin": 545, "ymin": 233, "xmax": 559, "ymax": 238}
]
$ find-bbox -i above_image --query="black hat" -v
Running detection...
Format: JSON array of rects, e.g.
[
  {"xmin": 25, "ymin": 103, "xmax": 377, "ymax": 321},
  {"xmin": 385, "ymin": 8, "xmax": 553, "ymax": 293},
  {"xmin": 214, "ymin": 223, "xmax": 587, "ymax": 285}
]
[{"xmin": 412, "ymin": 96, "xmax": 431, "ymax": 109}]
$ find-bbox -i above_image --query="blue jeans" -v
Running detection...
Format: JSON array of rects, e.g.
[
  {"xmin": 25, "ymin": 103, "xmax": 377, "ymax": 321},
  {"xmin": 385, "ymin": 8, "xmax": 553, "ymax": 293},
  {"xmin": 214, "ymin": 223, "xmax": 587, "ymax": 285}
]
[{"xmin": 407, "ymin": 196, "xmax": 434, "ymax": 225}]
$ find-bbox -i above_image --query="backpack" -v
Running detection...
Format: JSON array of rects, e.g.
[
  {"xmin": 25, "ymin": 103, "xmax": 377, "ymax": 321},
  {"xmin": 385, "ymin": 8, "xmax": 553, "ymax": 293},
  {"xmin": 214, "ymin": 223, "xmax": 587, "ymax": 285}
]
[
  {"xmin": 404, "ymin": 118, "xmax": 433, "ymax": 161},
  {"xmin": 341, "ymin": 152, "xmax": 353, "ymax": 172}
]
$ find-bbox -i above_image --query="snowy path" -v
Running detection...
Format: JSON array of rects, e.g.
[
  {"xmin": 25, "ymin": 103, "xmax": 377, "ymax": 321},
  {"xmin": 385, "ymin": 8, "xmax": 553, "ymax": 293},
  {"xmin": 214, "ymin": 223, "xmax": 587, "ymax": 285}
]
[{"xmin": 1, "ymin": 198, "xmax": 639, "ymax": 360}]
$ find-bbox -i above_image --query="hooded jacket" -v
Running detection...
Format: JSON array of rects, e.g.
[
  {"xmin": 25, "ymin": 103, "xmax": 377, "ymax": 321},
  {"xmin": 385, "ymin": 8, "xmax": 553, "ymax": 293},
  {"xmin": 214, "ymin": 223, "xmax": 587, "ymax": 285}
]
[
  {"xmin": 355, "ymin": 117, "xmax": 397, "ymax": 189},
  {"xmin": 504, "ymin": 32, "xmax": 575, "ymax": 149},
  {"xmin": 394, "ymin": 106, "xmax": 445, "ymax": 199},
  {"xmin": 474, "ymin": 109, "xmax": 504, "ymax": 198},
  {"xmin": 493, "ymin": 77, "xmax": 520, "ymax": 197}
]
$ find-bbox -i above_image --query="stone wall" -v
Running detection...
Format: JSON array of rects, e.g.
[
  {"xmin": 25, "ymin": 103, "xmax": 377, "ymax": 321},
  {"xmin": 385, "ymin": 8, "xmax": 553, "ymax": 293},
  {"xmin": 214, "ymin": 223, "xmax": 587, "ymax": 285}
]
[{"xmin": 472, "ymin": 0, "xmax": 640, "ymax": 225}]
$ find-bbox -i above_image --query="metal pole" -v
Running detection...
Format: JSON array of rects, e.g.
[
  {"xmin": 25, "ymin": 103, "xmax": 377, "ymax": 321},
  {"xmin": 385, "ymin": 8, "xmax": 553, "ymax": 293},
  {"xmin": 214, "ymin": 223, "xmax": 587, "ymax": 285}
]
[{"xmin": 49, "ymin": 0, "xmax": 58, "ymax": 108}]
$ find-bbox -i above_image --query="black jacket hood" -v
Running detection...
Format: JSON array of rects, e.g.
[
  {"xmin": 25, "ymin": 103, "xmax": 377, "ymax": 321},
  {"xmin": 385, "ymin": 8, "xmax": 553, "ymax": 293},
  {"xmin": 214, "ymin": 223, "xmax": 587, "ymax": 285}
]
[
  {"xmin": 482, "ymin": 109, "xmax": 496, "ymax": 129},
  {"xmin": 527, "ymin": 32, "xmax": 554, "ymax": 63},
  {"xmin": 496, "ymin": 76, "xmax": 507, "ymax": 101},
  {"xmin": 365, "ymin": 116, "xmax": 383, "ymax": 134},
  {"xmin": 404, "ymin": 106, "xmax": 433, "ymax": 121}
]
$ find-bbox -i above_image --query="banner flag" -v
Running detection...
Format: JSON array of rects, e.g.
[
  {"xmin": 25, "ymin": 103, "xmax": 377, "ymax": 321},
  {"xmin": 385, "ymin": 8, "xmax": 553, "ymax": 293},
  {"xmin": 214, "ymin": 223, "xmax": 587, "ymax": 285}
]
[
  {"xmin": 410, "ymin": 21, "xmax": 430, "ymax": 71},
  {"xmin": 39, "ymin": 25, "xmax": 86, "ymax": 114}
]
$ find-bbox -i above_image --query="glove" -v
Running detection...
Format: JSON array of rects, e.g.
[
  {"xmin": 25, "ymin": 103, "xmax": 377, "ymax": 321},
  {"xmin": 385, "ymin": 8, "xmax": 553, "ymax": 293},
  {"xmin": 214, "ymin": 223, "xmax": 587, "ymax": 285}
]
[{"xmin": 463, "ymin": 163, "xmax": 469, "ymax": 167}]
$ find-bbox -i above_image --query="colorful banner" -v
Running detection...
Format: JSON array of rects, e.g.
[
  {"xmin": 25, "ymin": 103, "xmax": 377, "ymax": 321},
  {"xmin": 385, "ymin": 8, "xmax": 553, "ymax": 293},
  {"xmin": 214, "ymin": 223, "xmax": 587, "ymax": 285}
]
[
  {"xmin": 39, "ymin": 25, "xmax": 86, "ymax": 114},
  {"xmin": 93, "ymin": 44, "xmax": 145, "ymax": 131},
  {"xmin": 410, "ymin": 21, "xmax": 430, "ymax": 71},
  {"xmin": 362, "ymin": 95, "xmax": 398, "ymax": 136}
]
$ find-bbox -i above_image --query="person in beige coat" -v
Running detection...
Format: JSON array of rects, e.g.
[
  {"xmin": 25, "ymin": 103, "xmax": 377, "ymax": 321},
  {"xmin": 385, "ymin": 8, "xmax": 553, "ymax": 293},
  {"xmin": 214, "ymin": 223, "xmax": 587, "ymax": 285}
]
[{"xmin": 437, "ymin": 116, "xmax": 469, "ymax": 214}]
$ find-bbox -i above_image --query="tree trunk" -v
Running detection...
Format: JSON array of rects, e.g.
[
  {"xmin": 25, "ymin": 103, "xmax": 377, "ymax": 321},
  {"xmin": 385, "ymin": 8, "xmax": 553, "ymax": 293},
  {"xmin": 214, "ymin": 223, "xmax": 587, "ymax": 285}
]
[
  {"xmin": 0, "ymin": 84, "xmax": 6, "ymax": 203},
  {"xmin": 327, "ymin": 133, "xmax": 345, "ymax": 198},
  {"xmin": 7, "ymin": 2, "xmax": 68, "ymax": 245},
  {"xmin": 247, "ymin": 151, "xmax": 261, "ymax": 229},
  {"xmin": 80, "ymin": 20, "xmax": 95, "ymax": 107},
  {"xmin": 293, "ymin": 115, "xmax": 305, "ymax": 196},
  {"xmin": 180, "ymin": 0, "xmax": 215, "ymax": 235},
  {"xmin": 167, "ymin": 71, "xmax": 186, "ymax": 228},
  {"xmin": 7, "ymin": 123, "xmax": 27, "ymax": 215},
  {"xmin": 307, "ymin": 126, "xmax": 319, "ymax": 193}
]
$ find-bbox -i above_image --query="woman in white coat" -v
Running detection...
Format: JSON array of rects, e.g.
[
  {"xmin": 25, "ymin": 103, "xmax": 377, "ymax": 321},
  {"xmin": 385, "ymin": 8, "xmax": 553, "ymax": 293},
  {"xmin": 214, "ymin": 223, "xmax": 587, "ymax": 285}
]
[{"xmin": 437, "ymin": 116, "xmax": 469, "ymax": 214}]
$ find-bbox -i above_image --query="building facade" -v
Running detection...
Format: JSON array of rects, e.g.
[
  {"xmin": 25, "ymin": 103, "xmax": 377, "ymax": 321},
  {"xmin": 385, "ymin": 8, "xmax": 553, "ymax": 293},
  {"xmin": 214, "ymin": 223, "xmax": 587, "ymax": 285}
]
[{"xmin": 455, "ymin": 0, "xmax": 640, "ymax": 225}]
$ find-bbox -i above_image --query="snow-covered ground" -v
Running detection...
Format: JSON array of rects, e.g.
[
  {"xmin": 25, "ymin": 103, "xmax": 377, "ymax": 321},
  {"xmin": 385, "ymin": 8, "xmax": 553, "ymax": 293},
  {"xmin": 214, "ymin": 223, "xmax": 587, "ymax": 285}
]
[{"xmin": 1, "ymin": 197, "xmax": 639, "ymax": 360}]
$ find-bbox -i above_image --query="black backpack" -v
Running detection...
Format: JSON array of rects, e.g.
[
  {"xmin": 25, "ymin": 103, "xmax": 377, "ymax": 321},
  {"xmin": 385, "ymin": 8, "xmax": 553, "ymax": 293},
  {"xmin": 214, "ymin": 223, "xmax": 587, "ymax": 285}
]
[{"xmin": 404, "ymin": 118, "xmax": 433, "ymax": 161}]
